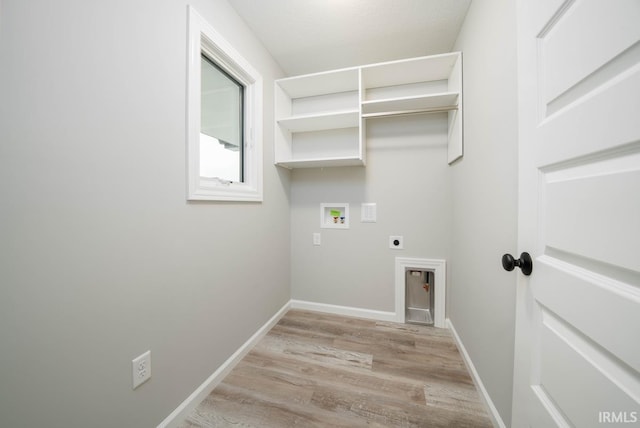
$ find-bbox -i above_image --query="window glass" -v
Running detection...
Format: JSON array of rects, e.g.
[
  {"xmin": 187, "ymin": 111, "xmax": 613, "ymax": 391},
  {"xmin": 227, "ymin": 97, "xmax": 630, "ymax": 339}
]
[{"xmin": 200, "ymin": 54, "xmax": 244, "ymax": 183}]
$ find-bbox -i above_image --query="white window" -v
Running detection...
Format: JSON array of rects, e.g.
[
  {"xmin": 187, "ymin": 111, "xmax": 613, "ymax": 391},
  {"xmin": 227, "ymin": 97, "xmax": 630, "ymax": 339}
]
[{"xmin": 187, "ymin": 6, "xmax": 263, "ymax": 201}]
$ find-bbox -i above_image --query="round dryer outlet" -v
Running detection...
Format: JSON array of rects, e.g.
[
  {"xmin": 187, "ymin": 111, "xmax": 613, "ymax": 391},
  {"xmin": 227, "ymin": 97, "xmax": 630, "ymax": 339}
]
[{"xmin": 389, "ymin": 235, "xmax": 404, "ymax": 249}]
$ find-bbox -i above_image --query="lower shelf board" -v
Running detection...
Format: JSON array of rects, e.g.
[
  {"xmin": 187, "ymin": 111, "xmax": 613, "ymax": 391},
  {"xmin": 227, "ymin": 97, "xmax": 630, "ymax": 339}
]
[{"xmin": 275, "ymin": 157, "xmax": 365, "ymax": 169}]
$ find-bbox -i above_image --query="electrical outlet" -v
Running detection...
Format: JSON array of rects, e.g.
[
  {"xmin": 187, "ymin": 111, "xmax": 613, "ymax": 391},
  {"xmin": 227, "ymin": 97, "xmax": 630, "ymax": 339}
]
[
  {"xmin": 132, "ymin": 350, "xmax": 151, "ymax": 389},
  {"xmin": 389, "ymin": 235, "xmax": 404, "ymax": 249}
]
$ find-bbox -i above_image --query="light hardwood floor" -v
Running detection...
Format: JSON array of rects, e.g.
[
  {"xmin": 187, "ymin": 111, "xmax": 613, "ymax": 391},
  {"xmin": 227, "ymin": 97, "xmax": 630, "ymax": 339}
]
[{"xmin": 180, "ymin": 310, "xmax": 493, "ymax": 427}]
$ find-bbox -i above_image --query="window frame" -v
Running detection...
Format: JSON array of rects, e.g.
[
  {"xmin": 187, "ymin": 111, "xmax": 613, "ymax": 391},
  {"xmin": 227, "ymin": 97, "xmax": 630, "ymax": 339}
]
[{"xmin": 187, "ymin": 6, "xmax": 263, "ymax": 201}]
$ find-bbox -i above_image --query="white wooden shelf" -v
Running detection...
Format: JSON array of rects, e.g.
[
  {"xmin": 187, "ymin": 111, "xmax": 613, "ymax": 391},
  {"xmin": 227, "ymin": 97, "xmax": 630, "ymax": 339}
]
[
  {"xmin": 360, "ymin": 54, "xmax": 459, "ymax": 88},
  {"xmin": 274, "ymin": 52, "xmax": 463, "ymax": 168},
  {"xmin": 275, "ymin": 156, "xmax": 364, "ymax": 169},
  {"xmin": 277, "ymin": 110, "xmax": 359, "ymax": 132},
  {"xmin": 361, "ymin": 92, "xmax": 459, "ymax": 116},
  {"xmin": 276, "ymin": 67, "xmax": 359, "ymax": 99}
]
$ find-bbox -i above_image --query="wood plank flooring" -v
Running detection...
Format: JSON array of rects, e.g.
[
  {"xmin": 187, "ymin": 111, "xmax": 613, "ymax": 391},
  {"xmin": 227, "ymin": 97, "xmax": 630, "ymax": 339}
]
[{"xmin": 179, "ymin": 310, "xmax": 493, "ymax": 427}]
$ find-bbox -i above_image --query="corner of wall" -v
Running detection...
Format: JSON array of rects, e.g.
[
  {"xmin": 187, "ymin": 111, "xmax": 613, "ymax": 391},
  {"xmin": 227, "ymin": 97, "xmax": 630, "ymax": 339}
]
[{"xmin": 447, "ymin": 0, "xmax": 519, "ymax": 424}]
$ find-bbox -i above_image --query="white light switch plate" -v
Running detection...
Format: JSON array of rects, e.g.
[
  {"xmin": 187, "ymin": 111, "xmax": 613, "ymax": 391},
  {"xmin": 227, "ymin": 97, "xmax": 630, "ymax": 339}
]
[
  {"xmin": 313, "ymin": 232, "xmax": 321, "ymax": 246},
  {"xmin": 361, "ymin": 203, "xmax": 377, "ymax": 223}
]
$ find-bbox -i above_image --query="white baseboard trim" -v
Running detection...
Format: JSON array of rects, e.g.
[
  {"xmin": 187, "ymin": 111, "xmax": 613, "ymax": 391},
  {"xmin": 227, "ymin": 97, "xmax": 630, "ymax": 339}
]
[
  {"xmin": 446, "ymin": 318, "xmax": 506, "ymax": 428},
  {"xmin": 290, "ymin": 299, "xmax": 397, "ymax": 322},
  {"xmin": 157, "ymin": 301, "xmax": 291, "ymax": 428}
]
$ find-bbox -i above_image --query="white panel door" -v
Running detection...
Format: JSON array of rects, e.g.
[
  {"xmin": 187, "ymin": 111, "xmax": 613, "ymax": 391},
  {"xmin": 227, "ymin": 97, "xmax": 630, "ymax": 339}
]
[{"xmin": 513, "ymin": 1, "xmax": 640, "ymax": 426}]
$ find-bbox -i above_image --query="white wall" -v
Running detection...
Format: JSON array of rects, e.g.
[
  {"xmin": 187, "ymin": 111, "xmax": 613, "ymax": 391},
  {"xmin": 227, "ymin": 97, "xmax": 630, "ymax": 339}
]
[
  {"xmin": 291, "ymin": 114, "xmax": 451, "ymax": 313},
  {"xmin": 449, "ymin": 0, "xmax": 519, "ymax": 424},
  {"xmin": 0, "ymin": 1, "xmax": 288, "ymax": 427}
]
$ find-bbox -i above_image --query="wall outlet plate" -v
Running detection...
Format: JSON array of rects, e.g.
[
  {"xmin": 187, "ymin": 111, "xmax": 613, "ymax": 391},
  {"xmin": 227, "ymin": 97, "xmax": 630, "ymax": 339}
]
[
  {"xmin": 389, "ymin": 235, "xmax": 404, "ymax": 249},
  {"xmin": 132, "ymin": 350, "xmax": 151, "ymax": 389},
  {"xmin": 313, "ymin": 232, "xmax": 321, "ymax": 246}
]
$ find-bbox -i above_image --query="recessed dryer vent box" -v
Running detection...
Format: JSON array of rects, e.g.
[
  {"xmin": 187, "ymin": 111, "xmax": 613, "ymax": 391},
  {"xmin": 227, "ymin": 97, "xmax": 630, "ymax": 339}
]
[
  {"xmin": 320, "ymin": 203, "xmax": 349, "ymax": 229},
  {"xmin": 405, "ymin": 269, "xmax": 434, "ymax": 325}
]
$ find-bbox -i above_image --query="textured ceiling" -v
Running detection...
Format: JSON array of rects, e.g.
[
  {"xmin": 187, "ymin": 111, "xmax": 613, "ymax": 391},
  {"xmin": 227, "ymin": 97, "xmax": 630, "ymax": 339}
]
[{"xmin": 228, "ymin": 0, "xmax": 471, "ymax": 76}]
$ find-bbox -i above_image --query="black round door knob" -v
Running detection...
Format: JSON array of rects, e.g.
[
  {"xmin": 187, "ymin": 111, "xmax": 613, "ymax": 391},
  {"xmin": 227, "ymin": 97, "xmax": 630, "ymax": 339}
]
[{"xmin": 502, "ymin": 252, "xmax": 533, "ymax": 276}]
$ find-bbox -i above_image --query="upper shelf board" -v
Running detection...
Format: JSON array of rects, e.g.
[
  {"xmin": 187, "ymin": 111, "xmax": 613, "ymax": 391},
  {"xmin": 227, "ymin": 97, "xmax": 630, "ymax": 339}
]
[
  {"xmin": 360, "ymin": 52, "xmax": 461, "ymax": 89},
  {"xmin": 277, "ymin": 67, "xmax": 360, "ymax": 99}
]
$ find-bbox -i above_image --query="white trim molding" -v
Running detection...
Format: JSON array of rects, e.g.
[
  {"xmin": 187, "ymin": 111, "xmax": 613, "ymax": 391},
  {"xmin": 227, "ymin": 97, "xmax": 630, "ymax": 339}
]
[
  {"xmin": 447, "ymin": 319, "xmax": 506, "ymax": 428},
  {"xmin": 395, "ymin": 257, "xmax": 446, "ymax": 327},
  {"xmin": 290, "ymin": 299, "xmax": 396, "ymax": 322},
  {"xmin": 157, "ymin": 301, "xmax": 290, "ymax": 428}
]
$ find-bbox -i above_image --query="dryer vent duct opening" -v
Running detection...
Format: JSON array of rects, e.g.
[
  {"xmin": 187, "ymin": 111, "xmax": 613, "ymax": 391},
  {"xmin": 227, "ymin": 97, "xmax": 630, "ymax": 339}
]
[
  {"xmin": 395, "ymin": 257, "xmax": 446, "ymax": 328},
  {"xmin": 405, "ymin": 269, "xmax": 435, "ymax": 325}
]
